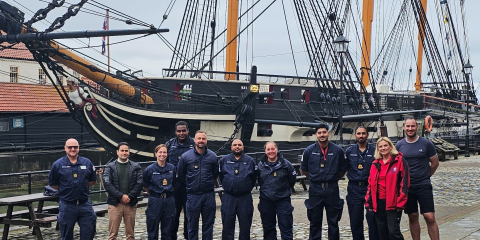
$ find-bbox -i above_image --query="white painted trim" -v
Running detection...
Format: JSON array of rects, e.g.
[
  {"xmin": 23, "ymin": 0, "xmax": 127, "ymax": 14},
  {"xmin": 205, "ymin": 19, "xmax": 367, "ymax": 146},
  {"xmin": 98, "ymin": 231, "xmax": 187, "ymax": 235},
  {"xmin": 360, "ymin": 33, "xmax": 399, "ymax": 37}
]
[
  {"xmin": 90, "ymin": 92, "xmax": 235, "ymax": 120},
  {"xmin": 96, "ymin": 104, "xmax": 159, "ymax": 129},
  {"xmin": 83, "ymin": 107, "xmax": 154, "ymax": 157},
  {"xmin": 95, "ymin": 104, "xmax": 155, "ymax": 141}
]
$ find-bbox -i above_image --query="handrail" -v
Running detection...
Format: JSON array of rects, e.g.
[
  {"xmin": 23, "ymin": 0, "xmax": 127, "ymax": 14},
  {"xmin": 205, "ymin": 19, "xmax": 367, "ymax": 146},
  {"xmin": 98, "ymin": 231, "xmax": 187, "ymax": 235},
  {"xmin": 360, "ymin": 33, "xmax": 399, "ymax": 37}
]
[{"xmin": 424, "ymin": 94, "xmax": 480, "ymax": 108}]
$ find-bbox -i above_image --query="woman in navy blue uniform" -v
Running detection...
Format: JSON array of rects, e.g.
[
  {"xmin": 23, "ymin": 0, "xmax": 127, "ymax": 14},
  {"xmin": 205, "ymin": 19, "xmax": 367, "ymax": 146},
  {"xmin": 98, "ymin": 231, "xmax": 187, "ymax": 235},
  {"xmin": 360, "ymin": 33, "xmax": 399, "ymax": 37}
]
[
  {"xmin": 143, "ymin": 144, "xmax": 176, "ymax": 240},
  {"xmin": 257, "ymin": 141, "xmax": 297, "ymax": 240}
]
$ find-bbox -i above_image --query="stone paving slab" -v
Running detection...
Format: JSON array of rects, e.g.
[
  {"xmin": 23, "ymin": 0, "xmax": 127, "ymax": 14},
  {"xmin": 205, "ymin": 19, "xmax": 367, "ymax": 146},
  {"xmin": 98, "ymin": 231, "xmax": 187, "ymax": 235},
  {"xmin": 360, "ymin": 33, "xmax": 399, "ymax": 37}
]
[{"xmin": 4, "ymin": 155, "xmax": 480, "ymax": 239}]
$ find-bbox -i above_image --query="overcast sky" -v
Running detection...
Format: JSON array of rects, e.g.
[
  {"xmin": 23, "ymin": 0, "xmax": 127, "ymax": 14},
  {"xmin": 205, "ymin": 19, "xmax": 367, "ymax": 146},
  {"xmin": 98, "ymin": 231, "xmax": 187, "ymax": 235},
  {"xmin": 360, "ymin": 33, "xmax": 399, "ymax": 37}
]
[{"xmin": 7, "ymin": 0, "xmax": 480, "ymax": 92}]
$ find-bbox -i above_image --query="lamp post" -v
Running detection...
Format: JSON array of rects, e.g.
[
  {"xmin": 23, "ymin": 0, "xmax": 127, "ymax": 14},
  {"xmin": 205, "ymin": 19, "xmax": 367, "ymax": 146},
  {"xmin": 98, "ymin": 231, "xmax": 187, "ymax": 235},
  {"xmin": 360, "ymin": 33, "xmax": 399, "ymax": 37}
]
[
  {"xmin": 464, "ymin": 60, "xmax": 473, "ymax": 157},
  {"xmin": 333, "ymin": 34, "xmax": 350, "ymax": 145}
]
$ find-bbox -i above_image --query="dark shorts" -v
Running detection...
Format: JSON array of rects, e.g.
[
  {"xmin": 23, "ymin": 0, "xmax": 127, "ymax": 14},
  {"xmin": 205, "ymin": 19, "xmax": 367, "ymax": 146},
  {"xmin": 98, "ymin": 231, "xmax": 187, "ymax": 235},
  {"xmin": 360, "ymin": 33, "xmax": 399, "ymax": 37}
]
[{"xmin": 405, "ymin": 184, "xmax": 435, "ymax": 214}]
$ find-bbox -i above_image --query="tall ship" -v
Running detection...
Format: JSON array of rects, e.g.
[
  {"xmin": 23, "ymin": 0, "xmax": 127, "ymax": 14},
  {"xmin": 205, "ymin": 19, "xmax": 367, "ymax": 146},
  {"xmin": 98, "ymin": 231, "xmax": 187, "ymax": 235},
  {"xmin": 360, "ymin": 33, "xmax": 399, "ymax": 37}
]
[{"xmin": 0, "ymin": 0, "xmax": 476, "ymax": 161}]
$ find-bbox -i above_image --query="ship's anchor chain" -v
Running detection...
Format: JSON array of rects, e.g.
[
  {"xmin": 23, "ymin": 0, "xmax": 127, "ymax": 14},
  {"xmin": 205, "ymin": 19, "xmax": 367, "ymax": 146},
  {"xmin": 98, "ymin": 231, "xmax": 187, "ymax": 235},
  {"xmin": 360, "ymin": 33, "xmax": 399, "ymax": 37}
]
[
  {"xmin": 25, "ymin": 0, "xmax": 66, "ymax": 30},
  {"xmin": 45, "ymin": 0, "xmax": 88, "ymax": 32},
  {"xmin": 214, "ymin": 113, "xmax": 243, "ymax": 155}
]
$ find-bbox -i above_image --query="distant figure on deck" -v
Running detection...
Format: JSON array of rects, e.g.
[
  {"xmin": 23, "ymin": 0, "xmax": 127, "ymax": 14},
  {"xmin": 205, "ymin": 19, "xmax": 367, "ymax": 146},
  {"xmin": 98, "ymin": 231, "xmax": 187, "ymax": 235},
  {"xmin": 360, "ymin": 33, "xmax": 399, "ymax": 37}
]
[
  {"xmin": 218, "ymin": 139, "xmax": 257, "ymax": 240},
  {"xmin": 103, "ymin": 142, "xmax": 143, "ymax": 240},
  {"xmin": 48, "ymin": 138, "xmax": 97, "ymax": 240},
  {"xmin": 66, "ymin": 77, "xmax": 98, "ymax": 120}
]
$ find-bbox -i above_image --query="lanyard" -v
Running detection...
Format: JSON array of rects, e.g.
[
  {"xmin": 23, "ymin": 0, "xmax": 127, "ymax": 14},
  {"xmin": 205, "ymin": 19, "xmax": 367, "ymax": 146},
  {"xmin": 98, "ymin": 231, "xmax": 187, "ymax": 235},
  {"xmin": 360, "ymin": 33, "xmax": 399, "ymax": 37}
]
[
  {"xmin": 320, "ymin": 147, "xmax": 328, "ymax": 161},
  {"xmin": 358, "ymin": 149, "xmax": 366, "ymax": 163}
]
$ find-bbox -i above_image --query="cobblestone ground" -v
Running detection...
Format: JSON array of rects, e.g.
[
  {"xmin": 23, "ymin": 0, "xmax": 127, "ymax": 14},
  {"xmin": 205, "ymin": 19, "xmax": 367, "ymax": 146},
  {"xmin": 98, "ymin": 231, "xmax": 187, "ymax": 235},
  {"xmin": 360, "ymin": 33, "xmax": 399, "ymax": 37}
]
[{"xmin": 5, "ymin": 154, "xmax": 480, "ymax": 239}]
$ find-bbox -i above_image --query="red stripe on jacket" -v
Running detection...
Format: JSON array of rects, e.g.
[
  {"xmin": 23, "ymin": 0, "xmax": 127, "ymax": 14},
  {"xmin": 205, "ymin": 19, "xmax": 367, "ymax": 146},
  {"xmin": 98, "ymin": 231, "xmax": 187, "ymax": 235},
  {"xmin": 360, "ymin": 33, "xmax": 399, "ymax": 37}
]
[{"xmin": 365, "ymin": 152, "xmax": 410, "ymax": 211}]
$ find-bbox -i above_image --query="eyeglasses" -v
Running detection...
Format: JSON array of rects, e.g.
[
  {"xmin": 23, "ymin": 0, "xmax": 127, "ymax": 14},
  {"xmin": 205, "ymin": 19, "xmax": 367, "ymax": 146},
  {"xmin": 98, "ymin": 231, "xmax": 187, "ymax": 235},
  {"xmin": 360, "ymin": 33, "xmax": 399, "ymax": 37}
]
[{"xmin": 66, "ymin": 146, "xmax": 79, "ymax": 149}]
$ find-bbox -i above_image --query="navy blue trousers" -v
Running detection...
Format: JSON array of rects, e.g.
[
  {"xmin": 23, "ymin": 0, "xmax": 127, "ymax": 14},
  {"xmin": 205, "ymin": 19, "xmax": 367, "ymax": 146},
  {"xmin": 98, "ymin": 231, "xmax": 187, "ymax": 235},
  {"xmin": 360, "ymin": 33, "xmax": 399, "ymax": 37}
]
[
  {"xmin": 57, "ymin": 200, "xmax": 96, "ymax": 240},
  {"xmin": 186, "ymin": 192, "xmax": 216, "ymax": 240},
  {"xmin": 305, "ymin": 183, "xmax": 344, "ymax": 240},
  {"xmin": 171, "ymin": 183, "xmax": 188, "ymax": 240},
  {"xmin": 258, "ymin": 198, "xmax": 294, "ymax": 240},
  {"xmin": 146, "ymin": 195, "xmax": 176, "ymax": 240},
  {"xmin": 346, "ymin": 183, "xmax": 379, "ymax": 240},
  {"xmin": 221, "ymin": 192, "xmax": 254, "ymax": 240}
]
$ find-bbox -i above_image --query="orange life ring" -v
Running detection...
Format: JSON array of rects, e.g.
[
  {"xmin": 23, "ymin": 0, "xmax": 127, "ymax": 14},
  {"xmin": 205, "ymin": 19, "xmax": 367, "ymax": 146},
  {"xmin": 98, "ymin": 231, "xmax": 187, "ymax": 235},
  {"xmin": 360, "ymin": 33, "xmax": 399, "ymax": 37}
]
[{"xmin": 425, "ymin": 115, "xmax": 433, "ymax": 133}]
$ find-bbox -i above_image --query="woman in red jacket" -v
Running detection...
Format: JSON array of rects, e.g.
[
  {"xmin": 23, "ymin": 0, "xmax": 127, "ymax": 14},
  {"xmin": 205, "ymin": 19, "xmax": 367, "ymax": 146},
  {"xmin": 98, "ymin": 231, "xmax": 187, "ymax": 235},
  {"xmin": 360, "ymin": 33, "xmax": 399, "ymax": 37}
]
[{"xmin": 365, "ymin": 137, "xmax": 410, "ymax": 240}]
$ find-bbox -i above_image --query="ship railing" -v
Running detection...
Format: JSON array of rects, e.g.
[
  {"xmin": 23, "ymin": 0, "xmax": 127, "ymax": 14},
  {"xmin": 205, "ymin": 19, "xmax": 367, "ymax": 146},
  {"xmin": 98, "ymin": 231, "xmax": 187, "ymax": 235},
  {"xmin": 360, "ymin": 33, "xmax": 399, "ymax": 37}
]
[
  {"xmin": 163, "ymin": 68, "xmax": 334, "ymax": 86},
  {"xmin": 0, "ymin": 160, "xmax": 157, "ymax": 198},
  {"xmin": 375, "ymin": 93, "xmax": 424, "ymax": 111},
  {"xmin": 85, "ymin": 81, "xmax": 235, "ymax": 114}
]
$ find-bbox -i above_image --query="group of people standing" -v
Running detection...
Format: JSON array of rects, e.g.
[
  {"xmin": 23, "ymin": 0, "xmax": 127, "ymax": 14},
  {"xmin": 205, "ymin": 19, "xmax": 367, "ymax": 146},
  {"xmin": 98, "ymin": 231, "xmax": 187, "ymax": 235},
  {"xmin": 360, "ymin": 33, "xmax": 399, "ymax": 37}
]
[{"xmin": 48, "ymin": 118, "xmax": 440, "ymax": 240}]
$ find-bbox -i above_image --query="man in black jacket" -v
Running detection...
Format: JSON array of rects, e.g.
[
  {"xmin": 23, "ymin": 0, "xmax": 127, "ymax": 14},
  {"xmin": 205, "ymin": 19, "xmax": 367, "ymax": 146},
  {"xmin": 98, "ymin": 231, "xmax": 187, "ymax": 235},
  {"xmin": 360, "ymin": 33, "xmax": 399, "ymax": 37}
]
[{"xmin": 103, "ymin": 142, "xmax": 143, "ymax": 240}]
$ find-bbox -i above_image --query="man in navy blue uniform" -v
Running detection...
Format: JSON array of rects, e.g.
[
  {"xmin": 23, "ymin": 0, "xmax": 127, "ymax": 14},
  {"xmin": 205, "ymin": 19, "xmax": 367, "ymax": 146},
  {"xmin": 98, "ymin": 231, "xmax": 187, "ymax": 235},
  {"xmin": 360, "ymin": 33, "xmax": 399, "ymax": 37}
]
[
  {"xmin": 48, "ymin": 138, "xmax": 97, "ymax": 240},
  {"xmin": 177, "ymin": 130, "xmax": 219, "ymax": 240},
  {"xmin": 396, "ymin": 118, "xmax": 439, "ymax": 240},
  {"xmin": 166, "ymin": 121, "xmax": 195, "ymax": 240},
  {"xmin": 218, "ymin": 139, "xmax": 256, "ymax": 240},
  {"xmin": 345, "ymin": 126, "xmax": 379, "ymax": 240},
  {"xmin": 301, "ymin": 123, "xmax": 348, "ymax": 240}
]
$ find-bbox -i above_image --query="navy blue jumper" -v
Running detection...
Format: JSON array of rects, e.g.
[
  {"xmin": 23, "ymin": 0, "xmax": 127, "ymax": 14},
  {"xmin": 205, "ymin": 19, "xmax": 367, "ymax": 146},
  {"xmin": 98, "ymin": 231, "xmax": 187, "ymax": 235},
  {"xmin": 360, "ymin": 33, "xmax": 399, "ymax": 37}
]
[
  {"xmin": 177, "ymin": 147, "xmax": 218, "ymax": 240},
  {"xmin": 257, "ymin": 153, "xmax": 296, "ymax": 240},
  {"xmin": 165, "ymin": 136, "xmax": 194, "ymax": 240},
  {"xmin": 301, "ymin": 142, "xmax": 347, "ymax": 240},
  {"xmin": 48, "ymin": 156, "xmax": 97, "ymax": 240},
  {"xmin": 143, "ymin": 162, "xmax": 176, "ymax": 240},
  {"xmin": 345, "ymin": 144, "xmax": 379, "ymax": 240},
  {"xmin": 218, "ymin": 153, "xmax": 257, "ymax": 240}
]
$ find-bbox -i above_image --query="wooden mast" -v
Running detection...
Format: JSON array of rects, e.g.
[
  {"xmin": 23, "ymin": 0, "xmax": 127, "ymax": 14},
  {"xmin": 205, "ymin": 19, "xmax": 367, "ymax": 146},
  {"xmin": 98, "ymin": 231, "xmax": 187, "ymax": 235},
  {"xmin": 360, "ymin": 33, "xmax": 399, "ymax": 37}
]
[
  {"xmin": 415, "ymin": 0, "xmax": 428, "ymax": 92},
  {"xmin": 225, "ymin": 0, "xmax": 239, "ymax": 80},
  {"xmin": 107, "ymin": 9, "xmax": 110, "ymax": 73},
  {"xmin": 361, "ymin": 0, "xmax": 374, "ymax": 89}
]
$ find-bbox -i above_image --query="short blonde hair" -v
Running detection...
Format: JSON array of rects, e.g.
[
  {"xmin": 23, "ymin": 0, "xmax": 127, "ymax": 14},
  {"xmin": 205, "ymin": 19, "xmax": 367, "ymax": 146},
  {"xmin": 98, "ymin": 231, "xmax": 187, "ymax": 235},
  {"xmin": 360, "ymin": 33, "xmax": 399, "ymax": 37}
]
[{"xmin": 374, "ymin": 137, "xmax": 399, "ymax": 159}]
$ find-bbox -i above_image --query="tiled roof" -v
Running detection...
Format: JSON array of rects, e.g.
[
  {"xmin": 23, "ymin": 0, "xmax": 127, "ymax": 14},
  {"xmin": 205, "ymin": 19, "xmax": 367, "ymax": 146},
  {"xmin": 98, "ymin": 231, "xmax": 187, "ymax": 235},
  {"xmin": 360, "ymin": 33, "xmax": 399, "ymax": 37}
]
[
  {"xmin": 0, "ymin": 42, "xmax": 34, "ymax": 60},
  {"xmin": 0, "ymin": 82, "xmax": 69, "ymax": 112}
]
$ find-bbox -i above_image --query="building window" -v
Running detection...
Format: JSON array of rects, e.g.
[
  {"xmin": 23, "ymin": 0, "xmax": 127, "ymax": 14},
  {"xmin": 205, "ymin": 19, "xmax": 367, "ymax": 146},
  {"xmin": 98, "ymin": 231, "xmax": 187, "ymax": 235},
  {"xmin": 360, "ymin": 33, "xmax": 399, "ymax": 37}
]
[
  {"xmin": 39, "ymin": 69, "xmax": 46, "ymax": 84},
  {"xmin": 10, "ymin": 66, "xmax": 18, "ymax": 83},
  {"xmin": 0, "ymin": 121, "xmax": 8, "ymax": 131}
]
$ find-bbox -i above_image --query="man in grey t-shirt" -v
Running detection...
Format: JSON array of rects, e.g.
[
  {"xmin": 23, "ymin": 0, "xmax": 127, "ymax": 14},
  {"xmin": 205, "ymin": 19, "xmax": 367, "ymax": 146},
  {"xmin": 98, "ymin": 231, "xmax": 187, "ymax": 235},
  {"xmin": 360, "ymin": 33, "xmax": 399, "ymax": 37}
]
[{"xmin": 396, "ymin": 118, "xmax": 439, "ymax": 240}]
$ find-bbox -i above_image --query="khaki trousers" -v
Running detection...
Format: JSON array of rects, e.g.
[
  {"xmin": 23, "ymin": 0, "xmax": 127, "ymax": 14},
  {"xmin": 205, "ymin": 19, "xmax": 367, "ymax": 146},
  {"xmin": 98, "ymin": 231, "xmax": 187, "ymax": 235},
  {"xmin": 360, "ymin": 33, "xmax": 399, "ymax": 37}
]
[{"xmin": 108, "ymin": 203, "xmax": 137, "ymax": 240}]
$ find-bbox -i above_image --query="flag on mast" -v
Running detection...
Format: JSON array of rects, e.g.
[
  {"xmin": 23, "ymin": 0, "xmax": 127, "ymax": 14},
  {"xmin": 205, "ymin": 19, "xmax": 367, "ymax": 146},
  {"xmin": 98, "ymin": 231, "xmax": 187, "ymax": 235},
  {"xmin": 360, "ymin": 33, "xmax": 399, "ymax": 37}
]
[{"xmin": 102, "ymin": 16, "xmax": 107, "ymax": 55}]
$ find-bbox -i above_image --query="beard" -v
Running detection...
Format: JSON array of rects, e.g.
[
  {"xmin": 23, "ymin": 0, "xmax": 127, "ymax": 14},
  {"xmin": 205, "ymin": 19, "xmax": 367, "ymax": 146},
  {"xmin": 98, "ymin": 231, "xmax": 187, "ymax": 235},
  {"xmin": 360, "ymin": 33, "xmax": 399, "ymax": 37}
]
[
  {"xmin": 357, "ymin": 138, "xmax": 366, "ymax": 144},
  {"xmin": 232, "ymin": 150, "xmax": 244, "ymax": 157}
]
